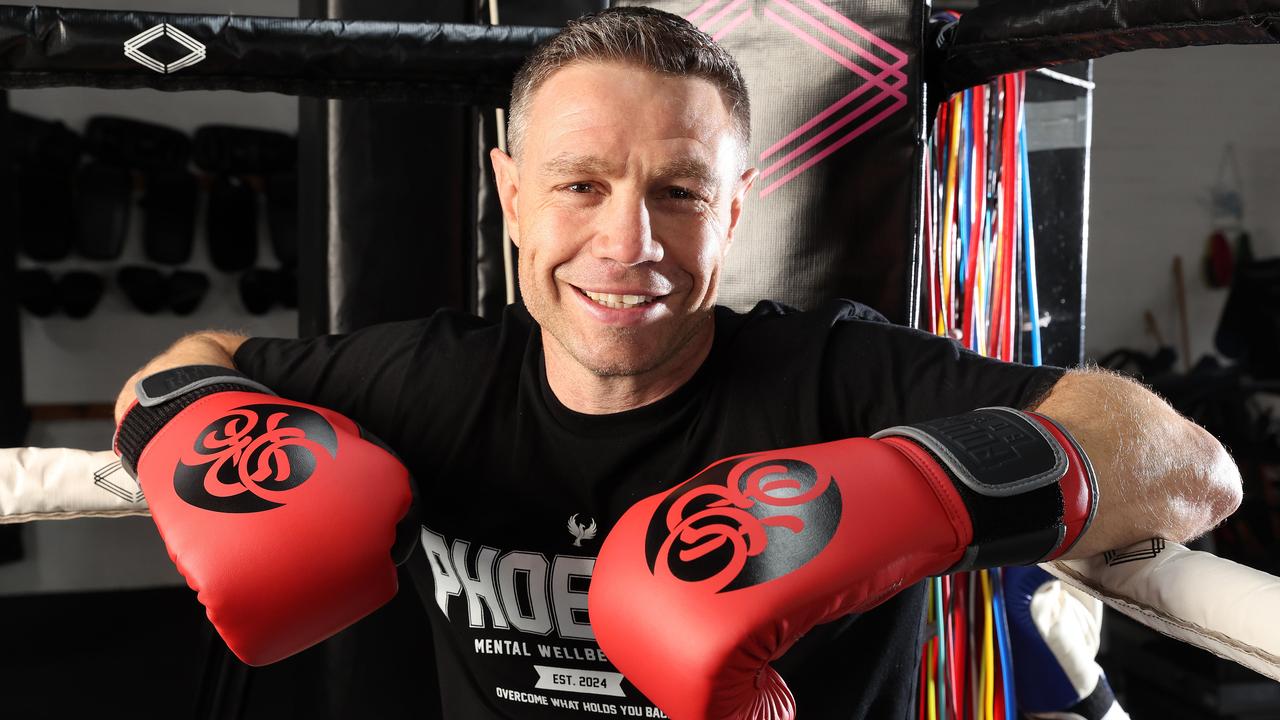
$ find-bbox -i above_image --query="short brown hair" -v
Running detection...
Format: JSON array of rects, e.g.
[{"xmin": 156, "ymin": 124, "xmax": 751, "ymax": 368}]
[{"xmin": 507, "ymin": 6, "xmax": 750, "ymax": 166}]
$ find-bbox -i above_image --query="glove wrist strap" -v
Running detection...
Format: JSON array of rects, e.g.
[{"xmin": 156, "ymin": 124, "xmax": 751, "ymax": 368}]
[
  {"xmin": 874, "ymin": 407, "xmax": 1097, "ymax": 571},
  {"xmin": 115, "ymin": 365, "xmax": 275, "ymax": 477}
]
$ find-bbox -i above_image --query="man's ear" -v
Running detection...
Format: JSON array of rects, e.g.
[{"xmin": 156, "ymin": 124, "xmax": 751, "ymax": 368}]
[
  {"xmin": 725, "ymin": 167, "xmax": 759, "ymax": 249},
  {"xmin": 490, "ymin": 147, "xmax": 522, "ymax": 246}
]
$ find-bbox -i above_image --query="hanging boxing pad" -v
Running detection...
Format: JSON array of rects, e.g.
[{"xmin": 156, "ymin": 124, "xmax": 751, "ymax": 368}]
[
  {"xmin": 56, "ymin": 271, "xmax": 105, "ymax": 319},
  {"xmin": 116, "ymin": 266, "xmax": 169, "ymax": 315},
  {"xmin": 238, "ymin": 268, "xmax": 277, "ymax": 315},
  {"xmin": 12, "ymin": 112, "xmax": 82, "ymax": 261},
  {"xmin": 18, "ymin": 167, "xmax": 78, "ymax": 262},
  {"xmin": 73, "ymin": 161, "xmax": 133, "ymax": 260},
  {"xmin": 168, "ymin": 270, "xmax": 211, "ymax": 316},
  {"xmin": 16, "ymin": 269, "xmax": 58, "ymax": 318},
  {"xmin": 84, "ymin": 116, "xmax": 190, "ymax": 170},
  {"xmin": 141, "ymin": 169, "xmax": 199, "ymax": 265},
  {"xmin": 206, "ymin": 175, "xmax": 258, "ymax": 272},
  {"xmin": 9, "ymin": 112, "xmax": 82, "ymax": 169}
]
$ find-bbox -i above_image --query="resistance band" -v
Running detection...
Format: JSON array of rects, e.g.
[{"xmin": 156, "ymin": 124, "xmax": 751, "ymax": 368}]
[{"xmin": 918, "ymin": 17, "xmax": 1043, "ymax": 714}]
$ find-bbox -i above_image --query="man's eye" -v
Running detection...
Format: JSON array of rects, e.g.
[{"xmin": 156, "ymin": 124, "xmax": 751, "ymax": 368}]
[
  {"xmin": 665, "ymin": 187, "xmax": 699, "ymax": 201},
  {"xmin": 566, "ymin": 183, "xmax": 594, "ymax": 194}
]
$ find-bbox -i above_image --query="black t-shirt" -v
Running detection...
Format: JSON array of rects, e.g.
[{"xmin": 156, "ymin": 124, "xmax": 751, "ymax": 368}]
[{"xmin": 234, "ymin": 299, "xmax": 1065, "ymax": 720}]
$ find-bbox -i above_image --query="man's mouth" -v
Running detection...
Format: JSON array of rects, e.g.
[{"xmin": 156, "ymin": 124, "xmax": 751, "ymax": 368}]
[{"xmin": 579, "ymin": 288, "xmax": 659, "ymax": 310}]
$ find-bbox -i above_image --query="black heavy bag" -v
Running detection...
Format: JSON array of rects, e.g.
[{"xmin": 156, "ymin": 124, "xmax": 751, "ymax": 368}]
[
  {"xmin": 206, "ymin": 175, "xmax": 258, "ymax": 272},
  {"xmin": 618, "ymin": 0, "xmax": 923, "ymax": 321},
  {"xmin": 73, "ymin": 161, "xmax": 133, "ymax": 260},
  {"xmin": 141, "ymin": 169, "xmax": 199, "ymax": 265}
]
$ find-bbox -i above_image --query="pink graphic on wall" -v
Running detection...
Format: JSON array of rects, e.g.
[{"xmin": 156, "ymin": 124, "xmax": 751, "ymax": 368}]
[{"xmin": 687, "ymin": 0, "xmax": 909, "ymax": 198}]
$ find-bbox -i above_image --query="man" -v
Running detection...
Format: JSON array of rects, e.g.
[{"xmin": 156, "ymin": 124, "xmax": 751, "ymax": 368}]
[{"xmin": 114, "ymin": 7, "xmax": 1241, "ymax": 719}]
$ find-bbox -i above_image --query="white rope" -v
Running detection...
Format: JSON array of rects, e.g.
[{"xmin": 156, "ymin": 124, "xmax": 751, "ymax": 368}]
[
  {"xmin": 1046, "ymin": 538, "xmax": 1280, "ymax": 683},
  {"xmin": 1034, "ymin": 67, "xmax": 1096, "ymax": 90},
  {"xmin": 0, "ymin": 447, "xmax": 148, "ymax": 524}
]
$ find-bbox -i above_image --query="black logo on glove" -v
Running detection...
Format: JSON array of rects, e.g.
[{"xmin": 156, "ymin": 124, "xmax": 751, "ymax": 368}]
[
  {"xmin": 174, "ymin": 404, "xmax": 338, "ymax": 513},
  {"xmin": 644, "ymin": 456, "xmax": 841, "ymax": 593}
]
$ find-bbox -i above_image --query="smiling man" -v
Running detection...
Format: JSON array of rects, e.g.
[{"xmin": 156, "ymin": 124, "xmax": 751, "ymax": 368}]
[
  {"xmin": 492, "ymin": 55, "xmax": 756, "ymax": 412},
  {"xmin": 112, "ymin": 7, "xmax": 1240, "ymax": 720}
]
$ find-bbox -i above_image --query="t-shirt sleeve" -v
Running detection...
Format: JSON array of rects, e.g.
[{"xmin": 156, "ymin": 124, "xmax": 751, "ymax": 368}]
[
  {"xmin": 232, "ymin": 318, "xmax": 431, "ymax": 443},
  {"xmin": 821, "ymin": 318, "xmax": 1067, "ymax": 436}
]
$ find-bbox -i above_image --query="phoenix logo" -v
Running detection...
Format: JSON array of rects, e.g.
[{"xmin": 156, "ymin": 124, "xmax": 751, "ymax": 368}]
[
  {"xmin": 644, "ymin": 455, "xmax": 841, "ymax": 593},
  {"xmin": 567, "ymin": 514, "xmax": 597, "ymax": 547},
  {"xmin": 174, "ymin": 403, "xmax": 338, "ymax": 513}
]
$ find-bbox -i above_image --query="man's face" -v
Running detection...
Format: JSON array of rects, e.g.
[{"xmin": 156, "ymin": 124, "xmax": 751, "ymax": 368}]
[{"xmin": 492, "ymin": 62, "xmax": 756, "ymax": 380}]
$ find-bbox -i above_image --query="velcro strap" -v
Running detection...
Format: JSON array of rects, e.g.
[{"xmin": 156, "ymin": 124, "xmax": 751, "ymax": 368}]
[
  {"xmin": 875, "ymin": 408, "xmax": 1083, "ymax": 570},
  {"xmin": 136, "ymin": 364, "xmax": 273, "ymax": 407},
  {"xmin": 873, "ymin": 407, "xmax": 1067, "ymax": 496}
]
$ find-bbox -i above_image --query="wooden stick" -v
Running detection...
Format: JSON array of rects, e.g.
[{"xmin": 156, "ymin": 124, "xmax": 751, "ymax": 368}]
[{"xmin": 1143, "ymin": 309, "xmax": 1166, "ymax": 348}]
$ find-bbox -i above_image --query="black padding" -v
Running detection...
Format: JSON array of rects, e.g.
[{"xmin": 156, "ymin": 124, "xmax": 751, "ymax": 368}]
[
  {"xmin": 168, "ymin": 270, "xmax": 210, "ymax": 316},
  {"xmin": 73, "ymin": 161, "xmax": 133, "ymax": 260},
  {"xmin": 17, "ymin": 167, "xmax": 77, "ymax": 261},
  {"xmin": 84, "ymin": 116, "xmax": 190, "ymax": 170},
  {"xmin": 238, "ymin": 268, "xmax": 277, "ymax": 315},
  {"xmin": 264, "ymin": 172, "xmax": 298, "ymax": 268},
  {"xmin": 0, "ymin": 6, "xmax": 556, "ymax": 106},
  {"xmin": 16, "ymin": 269, "xmax": 58, "ymax": 317},
  {"xmin": 117, "ymin": 265, "xmax": 168, "ymax": 314},
  {"xmin": 9, "ymin": 112, "xmax": 82, "ymax": 170},
  {"xmin": 12, "ymin": 113, "xmax": 82, "ymax": 261},
  {"xmin": 939, "ymin": 0, "xmax": 1280, "ymax": 96},
  {"xmin": 141, "ymin": 169, "xmax": 199, "ymax": 265},
  {"xmin": 56, "ymin": 271, "xmax": 104, "ymax": 319},
  {"xmin": 193, "ymin": 126, "xmax": 296, "ymax": 175},
  {"xmin": 206, "ymin": 175, "xmax": 258, "ymax": 272}
]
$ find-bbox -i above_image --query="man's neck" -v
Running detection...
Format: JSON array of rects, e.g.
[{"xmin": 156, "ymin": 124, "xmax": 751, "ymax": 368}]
[{"xmin": 542, "ymin": 325, "xmax": 714, "ymax": 415}]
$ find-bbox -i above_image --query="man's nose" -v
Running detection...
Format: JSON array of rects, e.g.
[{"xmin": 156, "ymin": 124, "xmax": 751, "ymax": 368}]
[{"xmin": 590, "ymin": 194, "xmax": 663, "ymax": 266}]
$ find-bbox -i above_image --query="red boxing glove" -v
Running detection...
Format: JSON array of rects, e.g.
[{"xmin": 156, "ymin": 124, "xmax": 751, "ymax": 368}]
[
  {"xmin": 114, "ymin": 365, "xmax": 416, "ymax": 666},
  {"xmin": 590, "ymin": 407, "xmax": 1097, "ymax": 720}
]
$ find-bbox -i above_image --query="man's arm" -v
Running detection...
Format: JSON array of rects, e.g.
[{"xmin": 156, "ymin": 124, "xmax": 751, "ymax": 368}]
[
  {"xmin": 113, "ymin": 331, "xmax": 248, "ymax": 424},
  {"xmin": 1033, "ymin": 367, "xmax": 1243, "ymax": 559}
]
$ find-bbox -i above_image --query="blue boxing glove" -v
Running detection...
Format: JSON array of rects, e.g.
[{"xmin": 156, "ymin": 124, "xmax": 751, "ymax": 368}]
[{"xmin": 1004, "ymin": 566, "xmax": 1129, "ymax": 720}]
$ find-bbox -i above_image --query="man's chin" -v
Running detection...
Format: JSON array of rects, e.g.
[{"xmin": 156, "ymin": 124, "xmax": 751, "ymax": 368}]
[
  {"xmin": 574, "ymin": 346, "xmax": 666, "ymax": 379},
  {"xmin": 570, "ymin": 323, "xmax": 711, "ymax": 379}
]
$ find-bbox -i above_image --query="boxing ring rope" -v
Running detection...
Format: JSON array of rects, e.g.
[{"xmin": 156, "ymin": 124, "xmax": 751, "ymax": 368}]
[{"xmin": 2, "ymin": 0, "xmax": 1279, "ymax": 693}]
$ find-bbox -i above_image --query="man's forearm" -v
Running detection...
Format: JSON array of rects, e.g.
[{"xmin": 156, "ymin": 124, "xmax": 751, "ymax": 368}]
[
  {"xmin": 113, "ymin": 331, "xmax": 249, "ymax": 424},
  {"xmin": 1034, "ymin": 368, "xmax": 1243, "ymax": 559}
]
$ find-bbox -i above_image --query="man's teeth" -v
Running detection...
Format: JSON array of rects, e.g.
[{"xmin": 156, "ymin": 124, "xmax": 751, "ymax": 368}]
[{"xmin": 582, "ymin": 290, "xmax": 656, "ymax": 309}]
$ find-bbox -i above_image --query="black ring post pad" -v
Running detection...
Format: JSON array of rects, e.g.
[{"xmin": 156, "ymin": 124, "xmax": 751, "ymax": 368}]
[{"xmin": 874, "ymin": 408, "xmax": 1068, "ymax": 570}]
